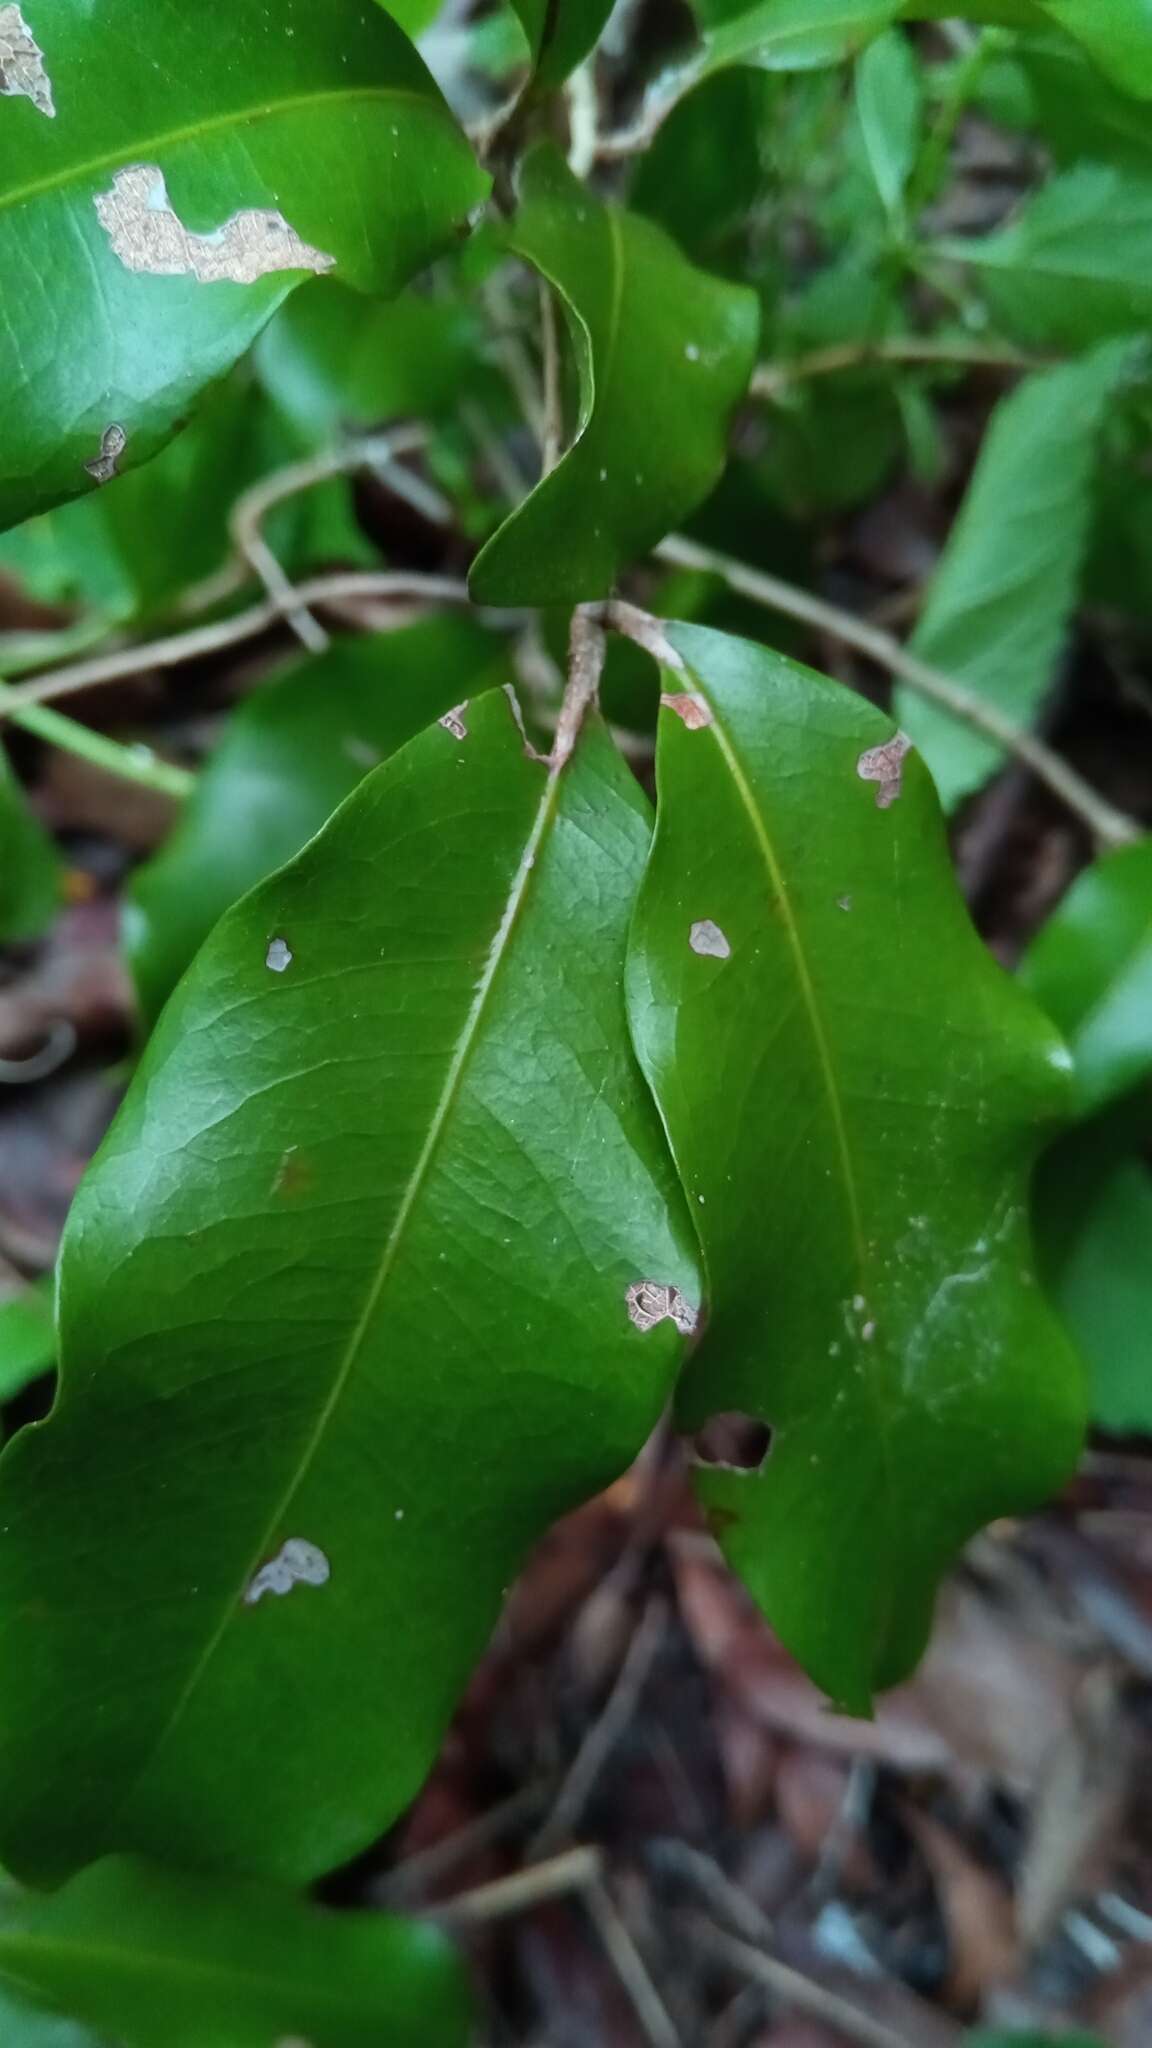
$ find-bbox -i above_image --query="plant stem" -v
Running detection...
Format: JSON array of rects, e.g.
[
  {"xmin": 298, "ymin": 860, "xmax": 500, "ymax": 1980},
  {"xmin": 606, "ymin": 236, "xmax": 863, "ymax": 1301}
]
[
  {"xmin": 648, "ymin": 535, "xmax": 1143, "ymax": 851},
  {"xmin": 0, "ymin": 680, "xmax": 195, "ymax": 800},
  {"xmin": 750, "ymin": 335, "xmax": 1046, "ymax": 404}
]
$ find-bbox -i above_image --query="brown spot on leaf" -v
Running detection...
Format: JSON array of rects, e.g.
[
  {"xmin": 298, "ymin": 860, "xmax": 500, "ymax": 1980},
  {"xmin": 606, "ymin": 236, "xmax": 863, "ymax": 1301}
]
[
  {"xmin": 660, "ymin": 692, "xmax": 713, "ymax": 730},
  {"xmin": 857, "ymin": 732, "xmax": 912, "ymax": 810},
  {"xmin": 0, "ymin": 7, "xmax": 54, "ymax": 117},
  {"xmin": 94, "ymin": 166, "xmax": 335, "ymax": 285},
  {"xmin": 689, "ymin": 919, "xmax": 731, "ymax": 960},
  {"xmin": 626, "ymin": 1280, "xmax": 698, "ymax": 1338},
  {"xmin": 273, "ymin": 1148, "xmax": 313, "ymax": 1199},
  {"xmin": 438, "ymin": 703, "xmax": 469, "ymax": 741},
  {"xmin": 84, "ymin": 424, "xmax": 126, "ymax": 485}
]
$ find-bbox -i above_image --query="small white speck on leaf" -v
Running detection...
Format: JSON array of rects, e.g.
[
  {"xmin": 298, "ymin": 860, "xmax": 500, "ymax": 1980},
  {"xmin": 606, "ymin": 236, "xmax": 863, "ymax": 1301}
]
[
  {"xmin": 266, "ymin": 937, "xmax": 293, "ymax": 974},
  {"xmin": 438, "ymin": 702, "xmax": 469, "ymax": 741},
  {"xmin": 690, "ymin": 919, "xmax": 731, "ymax": 960},
  {"xmin": 84, "ymin": 423, "xmax": 126, "ymax": 485},
  {"xmin": 244, "ymin": 1538, "xmax": 329, "ymax": 1606},
  {"xmin": 394, "ymin": 1508, "xmax": 405, "ymax": 1521},
  {"xmin": 857, "ymin": 732, "xmax": 911, "ymax": 810},
  {"xmin": 94, "ymin": 165, "xmax": 335, "ymax": 285},
  {"xmin": 852, "ymin": 1294, "xmax": 866, "ymax": 1314},
  {"xmin": 661, "ymin": 692, "xmax": 712, "ymax": 730},
  {"xmin": 626, "ymin": 1280, "xmax": 698, "ymax": 1338},
  {"xmin": 0, "ymin": 6, "xmax": 55, "ymax": 117},
  {"xmin": 684, "ymin": 343, "xmax": 700, "ymax": 362},
  {"xmin": 836, "ymin": 894, "xmax": 852, "ymax": 912},
  {"xmin": 861, "ymin": 1320, "xmax": 876, "ymax": 1342}
]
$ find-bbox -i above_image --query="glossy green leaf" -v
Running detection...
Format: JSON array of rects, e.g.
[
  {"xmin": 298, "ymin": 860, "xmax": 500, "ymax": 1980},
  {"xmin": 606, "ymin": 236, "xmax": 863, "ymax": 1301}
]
[
  {"xmin": 626, "ymin": 622, "xmax": 1083, "ymax": 1712},
  {"xmin": 895, "ymin": 347, "xmax": 1127, "ymax": 810},
  {"xmin": 941, "ymin": 166, "xmax": 1152, "ymax": 348},
  {"xmin": 629, "ymin": 70, "xmax": 777, "ymax": 271},
  {"xmin": 0, "ymin": 1857, "xmax": 469, "ymax": 2048},
  {"xmin": 0, "ymin": 1279, "xmax": 54, "ymax": 1405},
  {"xmin": 470, "ymin": 146, "xmax": 759, "ymax": 605},
  {"xmin": 1020, "ymin": 839, "xmax": 1152, "ymax": 1120},
  {"xmin": 1037, "ymin": 0, "xmax": 1152, "ymax": 96},
  {"xmin": 0, "ymin": 746, "xmax": 57, "ymax": 944},
  {"xmin": 127, "ymin": 620, "xmax": 503, "ymax": 1024},
  {"xmin": 704, "ymin": 0, "xmax": 902, "ymax": 75},
  {"xmin": 999, "ymin": 37, "xmax": 1152, "ymax": 170},
  {"xmin": 0, "ymin": 1985, "xmax": 108, "ymax": 2048},
  {"xmin": 855, "ymin": 30, "xmax": 922, "ymax": 219},
  {"xmin": 0, "ymin": 0, "xmax": 486, "ymax": 531},
  {"xmin": 0, "ymin": 692, "xmax": 698, "ymax": 1885},
  {"xmin": 1037, "ymin": 1126, "xmax": 1152, "ymax": 1436},
  {"xmin": 510, "ymin": 0, "xmax": 614, "ymax": 92}
]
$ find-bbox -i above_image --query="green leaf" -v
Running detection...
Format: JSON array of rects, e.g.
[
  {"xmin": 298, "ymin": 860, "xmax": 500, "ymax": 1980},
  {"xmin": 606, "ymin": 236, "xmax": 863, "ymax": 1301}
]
[
  {"xmin": 1001, "ymin": 37, "xmax": 1152, "ymax": 171},
  {"xmin": 0, "ymin": 746, "xmax": 58, "ymax": 944},
  {"xmin": 965, "ymin": 2030, "xmax": 1109, "ymax": 2048},
  {"xmin": 855, "ymin": 30, "xmax": 922, "ymax": 219},
  {"xmin": 625, "ymin": 622, "xmax": 1083, "ymax": 1712},
  {"xmin": 1037, "ymin": 0, "xmax": 1152, "ymax": 97},
  {"xmin": 895, "ymin": 347, "xmax": 1127, "ymax": 810},
  {"xmin": 127, "ymin": 620, "xmax": 503, "ymax": 1024},
  {"xmin": 0, "ymin": 1279, "xmax": 54, "ymax": 1406},
  {"xmin": 0, "ymin": 693, "xmax": 698, "ymax": 1885},
  {"xmin": 470, "ymin": 145, "xmax": 759, "ymax": 606},
  {"xmin": 0, "ymin": 0, "xmax": 486, "ymax": 532},
  {"xmin": 629, "ymin": 70, "xmax": 777, "ymax": 271},
  {"xmin": 1037, "ymin": 1125, "xmax": 1152, "ymax": 1436},
  {"xmin": 0, "ymin": 1857, "xmax": 469, "ymax": 2048},
  {"xmin": 1020, "ymin": 839, "xmax": 1152, "ymax": 1120},
  {"xmin": 0, "ymin": 1984, "xmax": 109, "ymax": 2048},
  {"xmin": 940, "ymin": 166, "xmax": 1152, "ymax": 348},
  {"xmin": 704, "ymin": 0, "xmax": 902, "ymax": 75},
  {"xmin": 510, "ymin": 0, "xmax": 615, "ymax": 92}
]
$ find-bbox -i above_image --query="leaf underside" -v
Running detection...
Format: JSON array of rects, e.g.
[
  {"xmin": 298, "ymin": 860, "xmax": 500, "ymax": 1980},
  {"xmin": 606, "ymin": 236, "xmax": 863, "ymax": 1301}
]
[{"xmin": 626, "ymin": 622, "xmax": 1085, "ymax": 1713}]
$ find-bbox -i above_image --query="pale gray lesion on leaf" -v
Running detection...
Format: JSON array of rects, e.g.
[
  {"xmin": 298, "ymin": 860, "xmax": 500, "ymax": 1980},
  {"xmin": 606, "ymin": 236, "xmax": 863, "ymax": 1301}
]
[
  {"xmin": 626, "ymin": 1279, "xmax": 698, "ymax": 1338},
  {"xmin": 265, "ymin": 937, "xmax": 293, "ymax": 974},
  {"xmin": 660, "ymin": 692, "xmax": 713, "ymax": 730},
  {"xmin": 84, "ymin": 423, "xmax": 126, "ymax": 485},
  {"xmin": 244, "ymin": 1538, "xmax": 330, "ymax": 1607},
  {"xmin": 93, "ymin": 166, "xmax": 336, "ymax": 286},
  {"xmin": 438, "ymin": 702, "xmax": 469, "ymax": 740},
  {"xmin": 856, "ymin": 731, "xmax": 912, "ymax": 810},
  {"xmin": 689, "ymin": 918, "xmax": 731, "ymax": 960},
  {"xmin": 0, "ymin": 5, "xmax": 55, "ymax": 118}
]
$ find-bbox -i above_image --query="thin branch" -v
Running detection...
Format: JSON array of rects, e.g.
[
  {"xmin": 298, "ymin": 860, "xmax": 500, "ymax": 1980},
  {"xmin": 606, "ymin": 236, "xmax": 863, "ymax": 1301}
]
[
  {"xmin": 688, "ymin": 1920, "xmax": 926, "ymax": 2048},
  {"xmin": 0, "ymin": 573, "xmax": 473, "ymax": 715},
  {"xmin": 228, "ymin": 428, "xmax": 428, "ymax": 654},
  {"xmin": 434, "ymin": 1845, "xmax": 603, "ymax": 1926},
  {"xmin": 650, "ymin": 535, "xmax": 1142, "ymax": 851},
  {"xmin": 532, "ymin": 1598, "xmax": 665, "ymax": 1857},
  {"xmin": 551, "ymin": 603, "xmax": 607, "ymax": 769},
  {"xmin": 584, "ymin": 1880, "xmax": 683, "ymax": 2048},
  {"xmin": 0, "ymin": 682, "xmax": 194, "ymax": 799},
  {"xmin": 594, "ymin": 57, "xmax": 706, "ymax": 162},
  {"xmin": 750, "ymin": 336, "xmax": 1048, "ymax": 404}
]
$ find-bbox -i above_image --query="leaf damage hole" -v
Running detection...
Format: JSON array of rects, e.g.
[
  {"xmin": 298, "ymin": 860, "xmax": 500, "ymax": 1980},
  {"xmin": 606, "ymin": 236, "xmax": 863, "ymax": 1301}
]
[
  {"xmin": 438, "ymin": 702, "xmax": 469, "ymax": 740},
  {"xmin": 266, "ymin": 937, "xmax": 293, "ymax": 974},
  {"xmin": 660, "ymin": 692, "xmax": 713, "ymax": 730},
  {"xmin": 626, "ymin": 1279, "xmax": 698, "ymax": 1338},
  {"xmin": 692, "ymin": 1412, "xmax": 772, "ymax": 1474},
  {"xmin": 94, "ymin": 166, "xmax": 336, "ymax": 286},
  {"xmin": 84, "ymin": 423, "xmax": 126, "ymax": 485},
  {"xmin": 0, "ymin": 6, "xmax": 54, "ymax": 117},
  {"xmin": 856, "ymin": 732, "xmax": 912, "ymax": 810},
  {"xmin": 689, "ymin": 918, "xmax": 731, "ymax": 960},
  {"xmin": 245, "ymin": 1538, "xmax": 330, "ymax": 1607}
]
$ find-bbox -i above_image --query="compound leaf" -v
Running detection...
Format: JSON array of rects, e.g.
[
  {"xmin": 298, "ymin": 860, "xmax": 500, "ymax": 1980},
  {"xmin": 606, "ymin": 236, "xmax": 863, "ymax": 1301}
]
[
  {"xmin": 0, "ymin": 0, "xmax": 486, "ymax": 530},
  {"xmin": 0, "ymin": 692, "xmax": 698, "ymax": 1885},
  {"xmin": 469, "ymin": 144, "xmax": 759, "ymax": 606},
  {"xmin": 941, "ymin": 166, "xmax": 1152, "ymax": 348},
  {"xmin": 626, "ymin": 622, "xmax": 1084, "ymax": 1713},
  {"xmin": 0, "ymin": 1857, "xmax": 469, "ymax": 2048},
  {"xmin": 896, "ymin": 346, "xmax": 1127, "ymax": 810},
  {"xmin": 127, "ymin": 620, "xmax": 503, "ymax": 1023}
]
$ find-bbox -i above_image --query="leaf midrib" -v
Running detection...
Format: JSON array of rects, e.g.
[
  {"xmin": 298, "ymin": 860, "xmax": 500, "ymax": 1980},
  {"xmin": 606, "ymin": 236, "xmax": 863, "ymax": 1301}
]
[
  {"xmin": 102, "ymin": 725, "xmax": 564, "ymax": 1833},
  {"xmin": 0, "ymin": 84, "xmax": 426, "ymax": 218}
]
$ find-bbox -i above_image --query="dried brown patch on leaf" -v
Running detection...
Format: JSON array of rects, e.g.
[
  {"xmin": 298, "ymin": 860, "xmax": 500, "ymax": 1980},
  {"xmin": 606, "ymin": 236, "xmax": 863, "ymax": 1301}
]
[
  {"xmin": 438, "ymin": 703, "xmax": 469, "ymax": 741},
  {"xmin": 626, "ymin": 1279, "xmax": 698, "ymax": 1337},
  {"xmin": 94, "ymin": 167, "xmax": 335, "ymax": 285},
  {"xmin": 84, "ymin": 424, "xmax": 126, "ymax": 485},
  {"xmin": 660, "ymin": 692, "xmax": 713, "ymax": 731},
  {"xmin": 0, "ymin": 6, "xmax": 55, "ymax": 117},
  {"xmin": 857, "ymin": 732, "xmax": 912, "ymax": 810}
]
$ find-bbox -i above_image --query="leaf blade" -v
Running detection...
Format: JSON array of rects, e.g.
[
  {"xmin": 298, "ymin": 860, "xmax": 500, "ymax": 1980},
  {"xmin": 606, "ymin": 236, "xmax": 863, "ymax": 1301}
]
[{"xmin": 626, "ymin": 623, "xmax": 1084, "ymax": 1711}]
